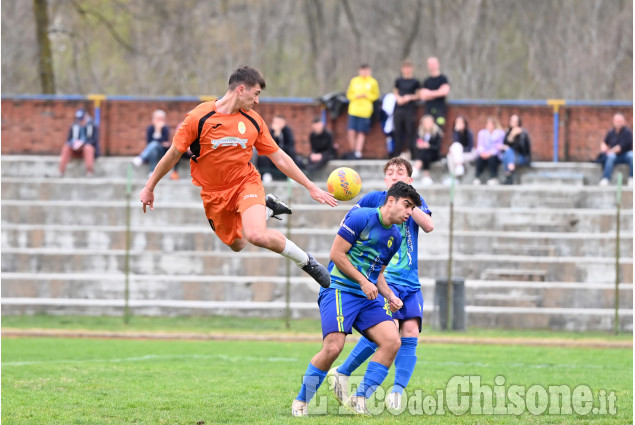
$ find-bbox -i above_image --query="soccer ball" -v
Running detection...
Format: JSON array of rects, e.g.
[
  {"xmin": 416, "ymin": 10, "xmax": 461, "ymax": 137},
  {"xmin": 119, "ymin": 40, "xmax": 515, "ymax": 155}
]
[{"xmin": 327, "ymin": 167, "xmax": 362, "ymax": 201}]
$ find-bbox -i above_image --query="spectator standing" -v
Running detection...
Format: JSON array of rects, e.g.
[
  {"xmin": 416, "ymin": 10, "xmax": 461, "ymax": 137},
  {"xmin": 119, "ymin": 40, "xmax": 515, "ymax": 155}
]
[
  {"xmin": 419, "ymin": 57, "xmax": 450, "ymax": 128},
  {"xmin": 412, "ymin": 114, "xmax": 443, "ymax": 185},
  {"xmin": 58, "ymin": 108, "xmax": 98, "ymax": 177},
  {"xmin": 345, "ymin": 64, "xmax": 380, "ymax": 159},
  {"xmin": 598, "ymin": 112, "xmax": 633, "ymax": 186},
  {"xmin": 305, "ymin": 116, "xmax": 336, "ymax": 172},
  {"xmin": 133, "ymin": 110, "xmax": 172, "ymax": 177},
  {"xmin": 392, "ymin": 60, "xmax": 420, "ymax": 158},
  {"xmin": 474, "ymin": 117, "xmax": 505, "ymax": 185},
  {"xmin": 501, "ymin": 114, "xmax": 532, "ymax": 184},
  {"xmin": 446, "ymin": 115, "xmax": 476, "ymax": 178},
  {"xmin": 258, "ymin": 114, "xmax": 299, "ymax": 182}
]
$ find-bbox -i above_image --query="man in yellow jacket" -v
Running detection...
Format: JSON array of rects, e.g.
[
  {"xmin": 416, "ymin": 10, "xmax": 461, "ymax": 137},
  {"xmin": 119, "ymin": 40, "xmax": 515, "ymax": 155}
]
[{"xmin": 346, "ymin": 64, "xmax": 380, "ymax": 159}]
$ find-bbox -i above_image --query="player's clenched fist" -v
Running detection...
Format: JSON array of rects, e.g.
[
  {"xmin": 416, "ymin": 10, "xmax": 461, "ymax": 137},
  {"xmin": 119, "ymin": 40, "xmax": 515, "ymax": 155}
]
[
  {"xmin": 360, "ymin": 279, "xmax": 378, "ymax": 300},
  {"xmin": 387, "ymin": 294, "xmax": 403, "ymax": 312}
]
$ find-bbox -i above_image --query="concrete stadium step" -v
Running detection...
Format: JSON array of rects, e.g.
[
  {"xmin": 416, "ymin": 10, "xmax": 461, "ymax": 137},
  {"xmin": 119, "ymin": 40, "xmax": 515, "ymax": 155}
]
[
  {"xmin": 2, "ymin": 273, "xmax": 631, "ymax": 310},
  {"xmin": 481, "ymin": 268, "xmax": 548, "ymax": 282},
  {"xmin": 3, "ymin": 155, "xmax": 629, "ymax": 187},
  {"xmin": 1, "ymin": 297, "xmax": 631, "ymax": 332},
  {"xmin": 3, "ymin": 200, "xmax": 631, "ymax": 233},
  {"xmin": 3, "ymin": 248, "xmax": 632, "ymax": 283},
  {"xmin": 3, "ymin": 177, "xmax": 632, "ymax": 210},
  {"xmin": 465, "ymin": 280, "xmax": 633, "ymax": 310},
  {"xmin": 3, "ymin": 225, "xmax": 632, "ymax": 259}
]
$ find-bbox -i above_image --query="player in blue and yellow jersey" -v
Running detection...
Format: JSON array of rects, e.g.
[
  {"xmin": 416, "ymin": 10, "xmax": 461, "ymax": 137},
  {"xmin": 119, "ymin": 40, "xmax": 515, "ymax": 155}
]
[
  {"xmin": 328, "ymin": 157, "xmax": 434, "ymax": 412},
  {"xmin": 291, "ymin": 181, "xmax": 423, "ymax": 416}
]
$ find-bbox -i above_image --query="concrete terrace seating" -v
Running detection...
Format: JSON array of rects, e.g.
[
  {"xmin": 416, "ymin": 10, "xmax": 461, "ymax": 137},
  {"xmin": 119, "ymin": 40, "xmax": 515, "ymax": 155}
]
[{"xmin": 1, "ymin": 155, "xmax": 633, "ymax": 331}]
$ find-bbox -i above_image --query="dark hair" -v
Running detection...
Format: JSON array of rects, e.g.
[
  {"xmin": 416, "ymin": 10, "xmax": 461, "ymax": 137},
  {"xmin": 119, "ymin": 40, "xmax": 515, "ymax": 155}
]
[
  {"xmin": 359, "ymin": 63, "xmax": 370, "ymax": 69},
  {"xmin": 228, "ymin": 66, "xmax": 266, "ymax": 90},
  {"xmin": 312, "ymin": 116, "xmax": 322, "ymax": 124},
  {"xmin": 509, "ymin": 114, "xmax": 522, "ymax": 127},
  {"xmin": 383, "ymin": 157, "xmax": 413, "ymax": 177},
  {"xmin": 454, "ymin": 115, "xmax": 469, "ymax": 130},
  {"xmin": 384, "ymin": 181, "xmax": 421, "ymax": 207}
]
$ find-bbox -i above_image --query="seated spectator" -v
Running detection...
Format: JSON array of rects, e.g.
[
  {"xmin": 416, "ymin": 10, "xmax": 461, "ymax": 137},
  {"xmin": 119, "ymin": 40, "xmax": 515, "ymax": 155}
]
[
  {"xmin": 598, "ymin": 112, "xmax": 633, "ymax": 186},
  {"xmin": 305, "ymin": 116, "xmax": 336, "ymax": 172},
  {"xmin": 501, "ymin": 114, "xmax": 532, "ymax": 184},
  {"xmin": 58, "ymin": 109, "xmax": 98, "ymax": 177},
  {"xmin": 133, "ymin": 109, "xmax": 173, "ymax": 177},
  {"xmin": 412, "ymin": 114, "xmax": 443, "ymax": 185},
  {"xmin": 474, "ymin": 116, "xmax": 505, "ymax": 185},
  {"xmin": 258, "ymin": 114, "xmax": 299, "ymax": 183},
  {"xmin": 446, "ymin": 115, "xmax": 476, "ymax": 178}
]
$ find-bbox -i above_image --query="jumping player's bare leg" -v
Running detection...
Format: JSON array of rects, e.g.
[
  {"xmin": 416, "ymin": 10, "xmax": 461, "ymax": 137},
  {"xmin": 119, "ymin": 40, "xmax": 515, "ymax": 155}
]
[
  {"xmin": 240, "ymin": 203, "xmax": 331, "ymax": 288},
  {"xmin": 241, "ymin": 204, "xmax": 287, "ymax": 251},
  {"xmin": 228, "ymin": 238, "xmax": 248, "ymax": 253}
]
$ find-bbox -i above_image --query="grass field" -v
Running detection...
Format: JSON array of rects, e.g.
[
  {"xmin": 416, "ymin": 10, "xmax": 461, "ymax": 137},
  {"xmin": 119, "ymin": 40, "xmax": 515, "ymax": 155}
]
[{"xmin": 2, "ymin": 316, "xmax": 633, "ymax": 425}]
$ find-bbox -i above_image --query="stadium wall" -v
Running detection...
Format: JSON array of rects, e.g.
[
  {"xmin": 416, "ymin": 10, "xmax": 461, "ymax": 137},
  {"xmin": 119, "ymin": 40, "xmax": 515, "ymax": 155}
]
[{"xmin": 1, "ymin": 96, "xmax": 631, "ymax": 161}]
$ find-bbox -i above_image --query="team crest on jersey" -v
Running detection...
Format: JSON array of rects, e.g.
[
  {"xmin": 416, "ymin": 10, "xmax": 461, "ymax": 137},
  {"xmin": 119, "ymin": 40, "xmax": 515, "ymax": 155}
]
[
  {"xmin": 387, "ymin": 236, "xmax": 394, "ymax": 248},
  {"xmin": 238, "ymin": 121, "xmax": 246, "ymax": 134}
]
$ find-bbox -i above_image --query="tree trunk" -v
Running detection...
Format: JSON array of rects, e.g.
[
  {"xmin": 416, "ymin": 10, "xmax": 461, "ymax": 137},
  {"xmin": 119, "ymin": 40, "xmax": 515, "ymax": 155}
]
[{"xmin": 32, "ymin": 0, "xmax": 55, "ymax": 94}]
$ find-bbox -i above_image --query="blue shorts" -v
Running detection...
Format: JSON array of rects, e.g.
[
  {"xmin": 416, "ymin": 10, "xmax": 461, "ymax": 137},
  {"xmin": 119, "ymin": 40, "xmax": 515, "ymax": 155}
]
[
  {"xmin": 318, "ymin": 288, "xmax": 393, "ymax": 339},
  {"xmin": 388, "ymin": 283, "xmax": 424, "ymax": 332},
  {"xmin": 347, "ymin": 115, "xmax": 371, "ymax": 133}
]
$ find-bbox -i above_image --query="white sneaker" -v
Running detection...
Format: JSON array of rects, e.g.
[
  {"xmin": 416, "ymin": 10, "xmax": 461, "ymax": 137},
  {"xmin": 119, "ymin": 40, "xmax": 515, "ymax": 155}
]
[
  {"xmin": 346, "ymin": 396, "xmax": 370, "ymax": 415},
  {"xmin": 291, "ymin": 399, "xmax": 308, "ymax": 417},
  {"xmin": 411, "ymin": 168, "xmax": 420, "ymax": 179},
  {"xmin": 487, "ymin": 178, "xmax": 500, "ymax": 186},
  {"xmin": 262, "ymin": 173, "xmax": 273, "ymax": 184},
  {"xmin": 132, "ymin": 156, "xmax": 143, "ymax": 167},
  {"xmin": 385, "ymin": 392, "xmax": 403, "ymax": 411},
  {"xmin": 327, "ymin": 367, "xmax": 349, "ymax": 404},
  {"xmin": 455, "ymin": 164, "xmax": 465, "ymax": 176},
  {"xmin": 599, "ymin": 178, "xmax": 609, "ymax": 186},
  {"xmin": 421, "ymin": 176, "xmax": 433, "ymax": 186},
  {"xmin": 473, "ymin": 178, "xmax": 482, "ymax": 185}
]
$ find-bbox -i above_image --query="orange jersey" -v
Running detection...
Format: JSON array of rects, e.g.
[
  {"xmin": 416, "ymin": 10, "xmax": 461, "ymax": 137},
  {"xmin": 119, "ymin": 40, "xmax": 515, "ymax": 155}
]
[{"xmin": 173, "ymin": 101, "xmax": 279, "ymax": 188}]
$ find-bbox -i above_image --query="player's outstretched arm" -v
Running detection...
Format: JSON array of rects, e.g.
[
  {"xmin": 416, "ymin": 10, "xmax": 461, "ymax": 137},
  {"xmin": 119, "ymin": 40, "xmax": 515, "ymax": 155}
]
[
  {"xmin": 266, "ymin": 149, "xmax": 337, "ymax": 207},
  {"xmin": 139, "ymin": 145, "xmax": 183, "ymax": 213},
  {"xmin": 330, "ymin": 235, "xmax": 377, "ymax": 300},
  {"xmin": 412, "ymin": 207, "xmax": 434, "ymax": 233},
  {"xmin": 377, "ymin": 268, "xmax": 403, "ymax": 312}
]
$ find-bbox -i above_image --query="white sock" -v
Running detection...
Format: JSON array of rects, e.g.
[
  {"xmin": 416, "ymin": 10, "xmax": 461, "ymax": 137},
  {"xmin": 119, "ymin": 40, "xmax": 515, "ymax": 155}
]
[
  {"xmin": 266, "ymin": 206, "xmax": 274, "ymax": 220},
  {"xmin": 281, "ymin": 238, "xmax": 309, "ymax": 267}
]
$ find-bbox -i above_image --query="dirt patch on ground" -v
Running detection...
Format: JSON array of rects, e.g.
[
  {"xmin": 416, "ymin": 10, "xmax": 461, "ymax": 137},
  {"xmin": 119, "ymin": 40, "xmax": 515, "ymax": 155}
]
[{"xmin": 2, "ymin": 328, "xmax": 632, "ymax": 349}]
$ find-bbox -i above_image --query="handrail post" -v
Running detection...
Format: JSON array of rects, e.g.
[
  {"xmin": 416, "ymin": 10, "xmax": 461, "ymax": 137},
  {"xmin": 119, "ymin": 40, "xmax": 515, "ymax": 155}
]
[{"xmin": 547, "ymin": 99, "xmax": 566, "ymax": 162}]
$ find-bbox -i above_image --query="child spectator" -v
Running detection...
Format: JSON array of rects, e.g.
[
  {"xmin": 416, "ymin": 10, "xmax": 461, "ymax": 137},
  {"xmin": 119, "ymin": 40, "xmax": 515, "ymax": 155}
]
[
  {"xmin": 501, "ymin": 114, "xmax": 531, "ymax": 184},
  {"xmin": 474, "ymin": 116, "xmax": 505, "ymax": 185},
  {"xmin": 446, "ymin": 115, "xmax": 476, "ymax": 178},
  {"xmin": 412, "ymin": 114, "xmax": 443, "ymax": 185}
]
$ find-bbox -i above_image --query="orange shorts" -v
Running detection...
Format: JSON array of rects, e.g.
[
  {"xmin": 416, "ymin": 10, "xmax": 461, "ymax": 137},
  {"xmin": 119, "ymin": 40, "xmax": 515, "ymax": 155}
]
[{"xmin": 200, "ymin": 172, "xmax": 265, "ymax": 246}]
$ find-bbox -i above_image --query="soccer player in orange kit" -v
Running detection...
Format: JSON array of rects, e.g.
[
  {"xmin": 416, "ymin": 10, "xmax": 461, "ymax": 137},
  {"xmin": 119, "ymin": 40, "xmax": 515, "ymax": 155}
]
[{"xmin": 139, "ymin": 66, "xmax": 337, "ymax": 287}]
